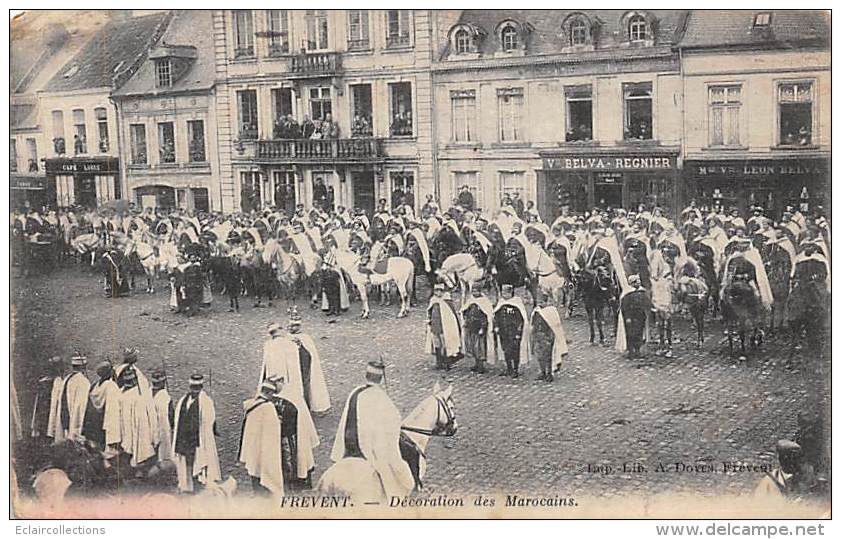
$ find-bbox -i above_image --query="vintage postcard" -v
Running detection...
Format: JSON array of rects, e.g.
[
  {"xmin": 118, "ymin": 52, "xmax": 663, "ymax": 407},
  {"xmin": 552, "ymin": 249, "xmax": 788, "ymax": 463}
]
[{"xmin": 8, "ymin": 7, "xmax": 831, "ymax": 520}]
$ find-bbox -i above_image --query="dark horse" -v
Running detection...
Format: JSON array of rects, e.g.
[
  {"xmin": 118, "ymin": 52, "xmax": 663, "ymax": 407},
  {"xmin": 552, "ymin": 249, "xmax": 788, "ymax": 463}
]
[
  {"xmin": 787, "ymin": 256, "xmax": 829, "ymax": 354},
  {"xmin": 720, "ymin": 255, "xmax": 764, "ymax": 358},
  {"xmin": 494, "ymin": 236, "xmax": 538, "ymax": 305},
  {"xmin": 686, "ymin": 241, "xmax": 721, "ymax": 318},
  {"xmin": 574, "ymin": 246, "xmax": 620, "ymax": 345}
]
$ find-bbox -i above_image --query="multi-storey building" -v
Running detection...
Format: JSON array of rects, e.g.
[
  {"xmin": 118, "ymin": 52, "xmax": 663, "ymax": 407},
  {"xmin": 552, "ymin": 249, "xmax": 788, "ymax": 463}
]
[
  {"xmin": 211, "ymin": 9, "xmax": 435, "ymax": 215},
  {"xmin": 37, "ymin": 11, "xmax": 171, "ymax": 209},
  {"xmin": 112, "ymin": 10, "xmax": 220, "ymax": 212},
  {"xmin": 432, "ymin": 10, "xmax": 689, "ymax": 221},
  {"xmin": 678, "ymin": 10, "xmax": 831, "ymax": 217}
]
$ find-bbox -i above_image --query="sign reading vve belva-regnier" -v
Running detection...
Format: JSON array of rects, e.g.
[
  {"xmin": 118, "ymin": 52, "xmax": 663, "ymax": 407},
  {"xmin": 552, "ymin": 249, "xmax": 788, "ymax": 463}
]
[{"xmin": 543, "ymin": 155, "xmax": 675, "ymax": 171}]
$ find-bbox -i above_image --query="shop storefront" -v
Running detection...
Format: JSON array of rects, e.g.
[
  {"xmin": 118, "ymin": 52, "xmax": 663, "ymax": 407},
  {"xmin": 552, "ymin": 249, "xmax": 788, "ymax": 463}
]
[
  {"xmin": 45, "ymin": 157, "xmax": 120, "ymax": 209},
  {"xmin": 683, "ymin": 157, "xmax": 830, "ymax": 218},
  {"xmin": 11, "ymin": 175, "xmax": 48, "ymax": 210},
  {"xmin": 537, "ymin": 148, "xmax": 680, "ymax": 221}
]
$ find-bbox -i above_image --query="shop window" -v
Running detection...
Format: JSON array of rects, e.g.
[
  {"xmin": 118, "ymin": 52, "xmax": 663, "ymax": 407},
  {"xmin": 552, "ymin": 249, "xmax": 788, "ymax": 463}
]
[
  {"xmin": 10, "ymin": 139, "xmax": 18, "ymax": 172},
  {"xmin": 778, "ymin": 82, "xmax": 813, "ymax": 146},
  {"xmin": 454, "ymin": 28, "xmax": 472, "ymax": 54},
  {"xmin": 95, "ymin": 107, "xmax": 109, "ymax": 152},
  {"xmin": 52, "ymin": 110, "xmax": 65, "ymax": 155},
  {"xmin": 386, "ymin": 10, "xmax": 411, "ymax": 48},
  {"xmin": 272, "ymin": 88, "xmax": 294, "ymax": 137},
  {"xmin": 499, "ymin": 171, "xmax": 526, "ymax": 202},
  {"xmin": 347, "ymin": 10, "xmax": 370, "ymax": 50},
  {"xmin": 390, "ymin": 82, "xmax": 413, "ymax": 137},
  {"xmin": 565, "ymin": 85, "xmax": 593, "ymax": 142},
  {"xmin": 72, "ymin": 109, "xmax": 87, "ymax": 155},
  {"xmin": 306, "ymin": 10, "xmax": 329, "ymax": 51},
  {"xmin": 623, "ymin": 82, "xmax": 652, "ymax": 140},
  {"xmin": 309, "ymin": 87, "xmax": 332, "ymax": 121},
  {"xmin": 158, "ymin": 122, "xmax": 175, "ymax": 164},
  {"xmin": 570, "ymin": 18, "xmax": 588, "ymax": 46},
  {"xmin": 26, "ymin": 138, "xmax": 38, "ymax": 172},
  {"xmin": 351, "ymin": 84, "xmax": 373, "ymax": 137},
  {"xmin": 498, "ymin": 88, "xmax": 524, "ymax": 142},
  {"xmin": 130, "ymin": 124, "xmax": 147, "ymax": 165},
  {"xmin": 155, "ymin": 59, "xmax": 172, "ymax": 87},
  {"xmin": 390, "ymin": 171, "xmax": 415, "ymax": 208},
  {"xmin": 233, "ymin": 10, "xmax": 254, "ymax": 58},
  {"xmin": 453, "ymin": 171, "xmax": 482, "ymax": 209},
  {"xmin": 188, "ymin": 120, "xmax": 206, "ymax": 162},
  {"xmin": 451, "ymin": 90, "xmax": 477, "ymax": 142},
  {"xmin": 267, "ymin": 10, "xmax": 290, "ymax": 55},
  {"xmin": 708, "ymin": 85, "xmax": 741, "ymax": 147},
  {"xmin": 500, "ymin": 23, "xmax": 518, "ymax": 51},
  {"xmin": 628, "ymin": 14, "xmax": 648, "ymax": 42},
  {"xmin": 238, "ymin": 90, "xmax": 259, "ymax": 139}
]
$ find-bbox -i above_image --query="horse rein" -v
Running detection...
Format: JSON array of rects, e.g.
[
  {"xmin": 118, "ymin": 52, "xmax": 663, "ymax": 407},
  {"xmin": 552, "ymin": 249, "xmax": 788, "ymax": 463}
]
[{"xmin": 400, "ymin": 395, "xmax": 456, "ymax": 438}]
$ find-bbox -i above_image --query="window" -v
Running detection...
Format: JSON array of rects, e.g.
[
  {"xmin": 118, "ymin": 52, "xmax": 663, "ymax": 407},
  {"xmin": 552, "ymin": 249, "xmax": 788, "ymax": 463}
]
[
  {"xmin": 272, "ymin": 88, "xmax": 294, "ymax": 136},
  {"xmin": 628, "ymin": 14, "xmax": 648, "ymax": 42},
  {"xmin": 453, "ymin": 171, "xmax": 482, "ymax": 209},
  {"xmin": 565, "ymin": 86, "xmax": 593, "ymax": 142},
  {"xmin": 708, "ymin": 85, "xmax": 741, "ymax": 147},
  {"xmin": 351, "ymin": 84, "xmax": 373, "ymax": 137},
  {"xmin": 386, "ymin": 10, "xmax": 411, "ymax": 48},
  {"xmin": 130, "ymin": 124, "xmax": 147, "ymax": 165},
  {"xmin": 754, "ymin": 12, "xmax": 772, "ymax": 27},
  {"xmin": 779, "ymin": 82, "xmax": 814, "ymax": 146},
  {"xmin": 347, "ymin": 10, "xmax": 370, "ymax": 50},
  {"xmin": 267, "ymin": 10, "xmax": 290, "ymax": 55},
  {"xmin": 451, "ymin": 90, "xmax": 476, "ymax": 142},
  {"xmin": 155, "ymin": 59, "xmax": 172, "ymax": 87},
  {"xmin": 52, "ymin": 110, "xmax": 65, "ymax": 154},
  {"xmin": 389, "ymin": 82, "xmax": 413, "ymax": 137},
  {"xmin": 188, "ymin": 120, "xmax": 206, "ymax": 162},
  {"xmin": 498, "ymin": 88, "xmax": 524, "ymax": 142},
  {"xmin": 306, "ymin": 10, "xmax": 329, "ymax": 51},
  {"xmin": 237, "ymin": 90, "xmax": 259, "ymax": 139},
  {"xmin": 233, "ymin": 10, "xmax": 254, "ymax": 57},
  {"xmin": 623, "ymin": 82, "xmax": 652, "ymax": 140},
  {"xmin": 95, "ymin": 107, "xmax": 109, "ymax": 152},
  {"xmin": 500, "ymin": 24, "xmax": 518, "ymax": 51},
  {"xmin": 499, "ymin": 171, "xmax": 526, "ymax": 202},
  {"xmin": 72, "ymin": 109, "xmax": 87, "ymax": 154},
  {"xmin": 26, "ymin": 138, "xmax": 38, "ymax": 172},
  {"xmin": 158, "ymin": 122, "xmax": 175, "ymax": 163},
  {"xmin": 454, "ymin": 28, "xmax": 472, "ymax": 54},
  {"xmin": 570, "ymin": 18, "xmax": 588, "ymax": 46},
  {"xmin": 390, "ymin": 171, "xmax": 415, "ymax": 208},
  {"xmin": 309, "ymin": 87, "xmax": 332, "ymax": 121},
  {"xmin": 10, "ymin": 139, "xmax": 18, "ymax": 172}
]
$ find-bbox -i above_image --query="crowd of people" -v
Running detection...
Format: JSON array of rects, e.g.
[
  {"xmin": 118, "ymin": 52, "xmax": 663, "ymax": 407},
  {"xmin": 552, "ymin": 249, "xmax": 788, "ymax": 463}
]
[{"xmin": 12, "ymin": 185, "xmax": 831, "ymax": 503}]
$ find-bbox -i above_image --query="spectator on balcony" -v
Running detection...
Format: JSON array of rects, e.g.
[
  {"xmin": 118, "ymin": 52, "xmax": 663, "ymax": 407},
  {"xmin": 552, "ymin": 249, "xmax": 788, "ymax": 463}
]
[
  {"xmin": 301, "ymin": 116, "xmax": 316, "ymax": 139},
  {"xmin": 285, "ymin": 115, "xmax": 301, "ymax": 139},
  {"xmin": 390, "ymin": 111, "xmax": 413, "ymax": 137},
  {"xmin": 320, "ymin": 114, "xmax": 340, "ymax": 140},
  {"xmin": 73, "ymin": 134, "xmax": 86, "ymax": 155},
  {"xmin": 352, "ymin": 115, "xmax": 372, "ymax": 138},
  {"xmin": 273, "ymin": 119, "xmax": 284, "ymax": 139}
]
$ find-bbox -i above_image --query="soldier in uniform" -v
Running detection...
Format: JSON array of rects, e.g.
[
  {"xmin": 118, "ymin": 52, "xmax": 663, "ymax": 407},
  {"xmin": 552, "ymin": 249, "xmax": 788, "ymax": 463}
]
[
  {"xmin": 619, "ymin": 275, "xmax": 653, "ymax": 359},
  {"xmin": 425, "ymin": 283, "xmax": 462, "ymax": 370},
  {"xmin": 461, "ymin": 282, "xmax": 494, "ymax": 374},
  {"xmin": 530, "ymin": 293, "xmax": 568, "ymax": 382},
  {"xmin": 172, "ymin": 373, "xmax": 221, "ymax": 493},
  {"xmin": 493, "ymin": 284, "xmax": 529, "ymax": 378}
]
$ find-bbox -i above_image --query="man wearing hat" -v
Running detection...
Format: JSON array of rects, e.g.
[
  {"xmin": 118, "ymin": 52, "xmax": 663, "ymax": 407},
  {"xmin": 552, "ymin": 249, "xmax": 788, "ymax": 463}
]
[
  {"xmin": 425, "ymin": 283, "xmax": 462, "ymax": 371},
  {"xmin": 461, "ymin": 281, "xmax": 494, "ymax": 374},
  {"xmin": 82, "ymin": 360, "xmax": 121, "ymax": 453},
  {"xmin": 50, "ymin": 353, "xmax": 90, "ymax": 443},
  {"xmin": 239, "ymin": 378, "xmax": 286, "ymax": 496},
  {"xmin": 494, "ymin": 284, "xmax": 529, "ymax": 378},
  {"xmin": 288, "ymin": 308, "xmax": 331, "ymax": 414},
  {"xmin": 32, "ymin": 355, "xmax": 64, "ymax": 445},
  {"xmin": 117, "ymin": 367, "xmax": 160, "ymax": 471},
  {"xmin": 754, "ymin": 440, "xmax": 818, "ymax": 499},
  {"xmin": 617, "ymin": 275, "xmax": 653, "ymax": 359},
  {"xmin": 259, "ymin": 319, "xmax": 305, "ymax": 405},
  {"xmin": 330, "ymin": 360, "xmax": 415, "ymax": 498},
  {"xmin": 172, "ymin": 373, "xmax": 221, "ymax": 493},
  {"xmin": 530, "ymin": 293, "xmax": 568, "ymax": 382},
  {"xmin": 151, "ymin": 369, "xmax": 175, "ymax": 466}
]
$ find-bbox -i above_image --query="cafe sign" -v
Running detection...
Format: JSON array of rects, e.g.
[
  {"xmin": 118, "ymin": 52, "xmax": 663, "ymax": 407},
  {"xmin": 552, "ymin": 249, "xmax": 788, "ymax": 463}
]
[
  {"xmin": 45, "ymin": 157, "xmax": 119, "ymax": 175},
  {"xmin": 543, "ymin": 155, "xmax": 675, "ymax": 171}
]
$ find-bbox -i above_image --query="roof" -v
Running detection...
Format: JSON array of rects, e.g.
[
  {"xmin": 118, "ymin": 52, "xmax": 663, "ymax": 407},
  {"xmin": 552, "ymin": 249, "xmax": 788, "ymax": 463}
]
[
  {"xmin": 680, "ymin": 10, "xmax": 830, "ymax": 50},
  {"xmin": 445, "ymin": 10, "xmax": 689, "ymax": 58},
  {"xmin": 43, "ymin": 11, "xmax": 171, "ymax": 93},
  {"xmin": 113, "ymin": 10, "xmax": 215, "ymax": 97},
  {"xmin": 10, "ymin": 103, "xmax": 39, "ymax": 130}
]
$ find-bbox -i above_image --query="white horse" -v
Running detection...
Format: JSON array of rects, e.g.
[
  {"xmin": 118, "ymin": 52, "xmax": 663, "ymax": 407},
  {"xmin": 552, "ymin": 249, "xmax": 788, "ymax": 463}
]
[
  {"xmin": 339, "ymin": 250, "xmax": 415, "ymax": 319},
  {"xmin": 317, "ymin": 383, "xmax": 456, "ymax": 504},
  {"xmin": 436, "ymin": 253, "xmax": 485, "ymax": 305},
  {"xmin": 527, "ymin": 245, "xmax": 567, "ymax": 308},
  {"xmin": 70, "ymin": 233, "xmax": 102, "ymax": 266},
  {"xmin": 124, "ymin": 239, "xmax": 159, "ymax": 293}
]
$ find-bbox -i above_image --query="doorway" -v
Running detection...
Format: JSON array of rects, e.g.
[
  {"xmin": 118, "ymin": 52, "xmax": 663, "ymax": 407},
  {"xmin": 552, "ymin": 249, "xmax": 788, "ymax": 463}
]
[
  {"xmin": 593, "ymin": 181, "xmax": 623, "ymax": 210},
  {"xmin": 352, "ymin": 169, "xmax": 375, "ymax": 218}
]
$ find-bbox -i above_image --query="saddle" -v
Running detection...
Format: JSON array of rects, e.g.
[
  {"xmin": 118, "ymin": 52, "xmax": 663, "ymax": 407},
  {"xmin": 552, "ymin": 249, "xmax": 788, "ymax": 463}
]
[{"xmin": 372, "ymin": 256, "xmax": 389, "ymax": 275}]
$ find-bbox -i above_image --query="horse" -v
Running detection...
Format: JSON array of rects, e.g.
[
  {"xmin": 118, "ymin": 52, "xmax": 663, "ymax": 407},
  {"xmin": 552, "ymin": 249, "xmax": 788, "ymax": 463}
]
[
  {"xmin": 339, "ymin": 251, "xmax": 414, "ymax": 319},
  {"xmin": 787, "ymin": 257, "xmax": 830, "ymax": 354},
  {"xmin": 720, "ymin": 277, "xmax": 763, "ymax": 359},
  {"xmin": 494, "ymin": 237, "xmax": 537, "ymax": 305},
  {"xmin": 207, "ymin": 254, "xmax": 243, "ymax": 312},
  {"xmin": 675, "ymin": 258, "xmax": 710, "ymax": 348},
  {"xmin": 123, "ymin": 240, "xmax": 159, "ymax": 293},
  {"xmin": 317, "ymin": 383, "xmax": 456, "ymax": 503},
  {"xmin": 70, "ymin": 233, "xmax": 103, "ymax": 267},
  {"xmin": 265, "ymin": 238, "xmax": 306, "ymax": 302},
  {"xmin": 436, "ymin": 252, "xmax": 485, "ymax": 305},
  {"xmin": 574, "ymin": 245, "xmax": 620, "ymax": 345},
  {"xmin": 528, "ymin": 244, "xmax": 568, "ymax": 311},
  {"xmin": 686, "ymin": 241, "xmax": 720, "ymax": 318},
  {"xmin": 650, "ymin": 243, "xmax": 681, "ymax": 357}
]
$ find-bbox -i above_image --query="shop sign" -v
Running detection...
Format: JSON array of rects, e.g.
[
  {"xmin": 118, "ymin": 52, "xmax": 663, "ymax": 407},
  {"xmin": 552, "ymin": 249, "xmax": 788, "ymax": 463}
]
[
  {"xmin": 543, "ymin": 155, "xmax": 674, "ymax": 171},
  {"xmin": 691, "ymin": 159, "xmax": 827, "ymax": 178},
  {"xmin": 45, "ymin": 158, "xmax": 119, "ymax": 175},
  {"xmin": 596, "ymin": 172, "xmax": 623, "ymax": 183},
  {"xmin": 10, "ymin": 176, "xmax": 46, "ymax": 190}
]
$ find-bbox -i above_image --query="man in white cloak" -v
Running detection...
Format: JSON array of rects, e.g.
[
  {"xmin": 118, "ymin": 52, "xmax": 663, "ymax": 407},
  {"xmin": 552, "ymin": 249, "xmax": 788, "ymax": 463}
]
[
  {"xmin": 150, "ymin": 369, "xmax": 175, "ymax": 465},
  {"xmin": 82, "ymin": 361, "xmax": 121, "ymax": 456},
  {"xmin": 530, "ymin": 294, "xmax": 569, "ymax": 382},
  {"xmin": 172, "ymin": 373, "xmax": 221, "ymax": 493},
  {"xmin": 52, "ymin": 354, "xmax": 91, "ymax": 443},
  {"xmin": 330, "ymin": 360, "xmax": 415, "ymax": 499},
  {"xmin": 259, "ymin": 320, "xmax": 308, "ymax": 408},
  {"xmin": 287, "ymin": 311, "xmax": 331, "ymax": 414},
  {"xmin": 425, "ymin": 283, "xmax": 462, "ymax": 370},
  {"xmin": 38, "ymin": 356, "xmax": 65, "ymax": 443},
  {"xmin": 117, "ymin": 367, "xmax": 160, "ymax": 471}
]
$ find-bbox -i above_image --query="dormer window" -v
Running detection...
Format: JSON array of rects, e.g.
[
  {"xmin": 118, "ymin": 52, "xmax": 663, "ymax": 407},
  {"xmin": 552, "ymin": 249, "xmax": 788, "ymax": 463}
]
[
  {"xmin": 500, "ymin": 24, "xmax": 518, "ymax": 51},
  {"xmin": 449, "ymin": 23, "xmax": 485, "ymax": 57},
  {"xmin": 155, "ymin": 59, "xmax": 172, "ymax": 88},
  {"xmin": 570, "ymin": 19, "xmax": 588, "ymax": 46},
  {"xmin": 455, "ymin": 28, "xmax": 472, "ymax": 54},
  {"xmin": 754, "ymin": 12, "xmax": 772, "ymax": 27},
  {"xmin": 628, "ymin": 14, "xmax": 648, "ymax": 42}
]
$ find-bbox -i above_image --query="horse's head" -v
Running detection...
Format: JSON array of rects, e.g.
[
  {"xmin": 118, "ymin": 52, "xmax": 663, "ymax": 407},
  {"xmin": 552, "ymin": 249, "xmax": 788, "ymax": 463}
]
[{"xmin": 404, "ymin": 382, "xmax": 457, "ymax": 438}]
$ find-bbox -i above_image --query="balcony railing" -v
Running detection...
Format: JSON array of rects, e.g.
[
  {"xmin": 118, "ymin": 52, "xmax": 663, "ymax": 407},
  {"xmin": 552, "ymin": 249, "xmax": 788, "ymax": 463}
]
[
  {"xmin": 255, "ymin": 138, "xmax": 383, "ymax": 161},
  {"xmin": 290, "ymin": 51, "xmax": 341, "ymax": 76}
]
